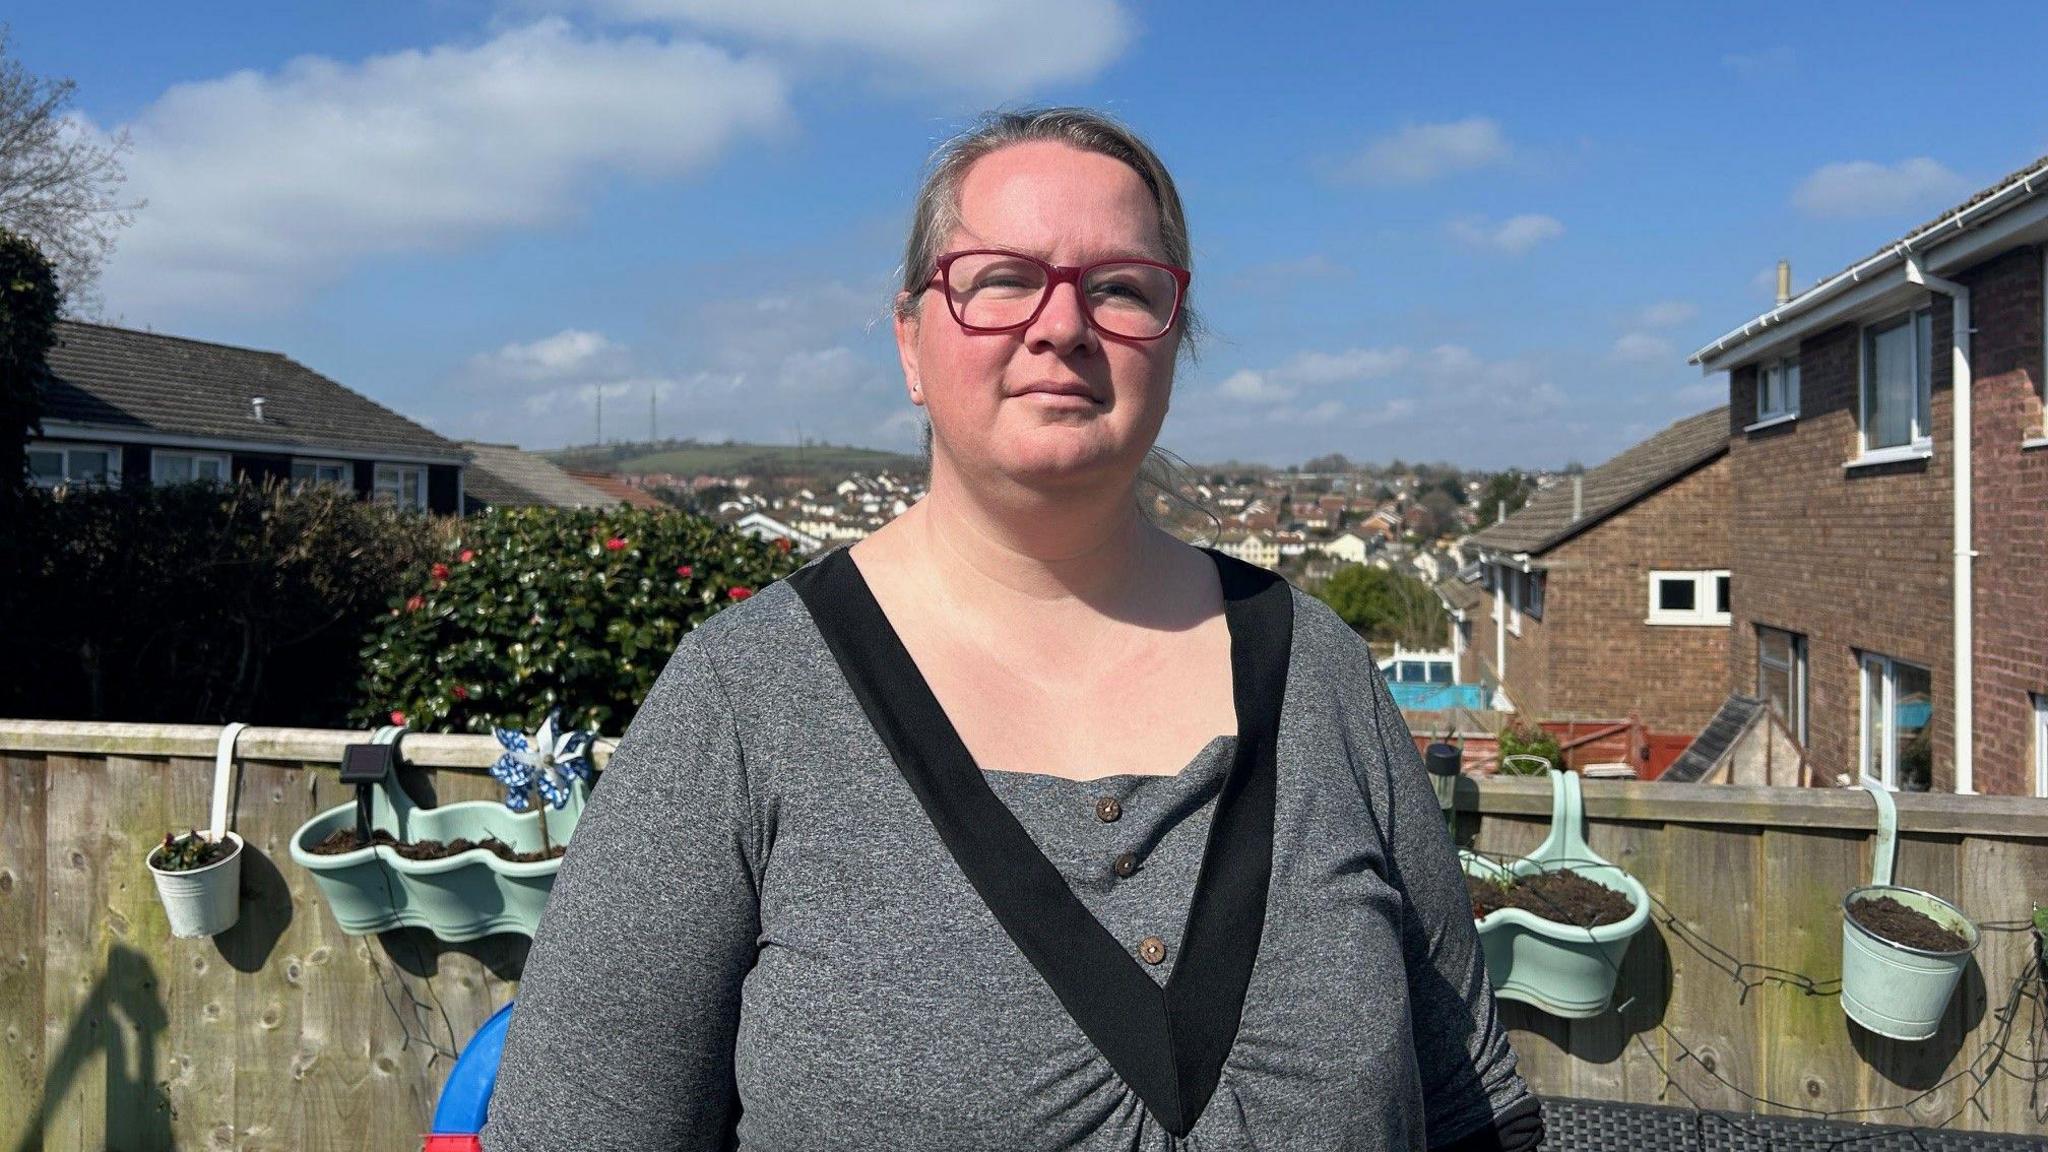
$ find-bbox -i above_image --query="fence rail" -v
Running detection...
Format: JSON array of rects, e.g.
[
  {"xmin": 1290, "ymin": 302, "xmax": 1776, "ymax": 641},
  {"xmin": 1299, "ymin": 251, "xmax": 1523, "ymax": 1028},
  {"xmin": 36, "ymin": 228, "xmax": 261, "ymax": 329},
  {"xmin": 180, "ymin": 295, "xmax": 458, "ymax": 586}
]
[{"xmin": 1, "ymin": 721, "xmax": 2043, "ymax": 1149}]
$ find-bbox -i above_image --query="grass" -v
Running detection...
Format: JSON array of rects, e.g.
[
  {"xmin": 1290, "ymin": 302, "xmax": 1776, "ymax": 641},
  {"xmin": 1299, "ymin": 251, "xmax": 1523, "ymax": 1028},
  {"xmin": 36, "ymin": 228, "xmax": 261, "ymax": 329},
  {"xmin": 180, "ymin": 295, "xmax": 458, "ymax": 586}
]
[{"xmin": 543, "ymin": 440, "xmax": 925, "ymax": 479}]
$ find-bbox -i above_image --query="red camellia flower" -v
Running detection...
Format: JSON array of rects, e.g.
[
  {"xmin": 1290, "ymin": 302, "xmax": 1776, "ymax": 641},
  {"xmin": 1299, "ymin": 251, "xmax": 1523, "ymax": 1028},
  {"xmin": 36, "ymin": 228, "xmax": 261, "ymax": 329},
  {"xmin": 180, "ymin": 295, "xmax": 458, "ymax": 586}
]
[
  {"xmin": 389, "ymin": 710, "xmax": 407, "ymax": 726},
  {"xmin": 452, "ymin": 685, "xmax": 469, "ymax": 701},
  {"xmin": 676, "ymin": 565, "xmax": 693, "ymax": 578},
  {"xmin": 430, "ymin": 562, "xmax": 451, "ymax": 581},
  {"xmin": 605, "ymin": 537, "xmax": 627, "ymax": 551},
  {"xmin": 728, "ymin": 586, "xmax": 753, "ymax": 601},
  {"xmin": 775, "ymin": 537, "xmax": 792, "ymax": 553},
  {"xmin": 458, "ymin": 549, "xmax": 475, "ymax": 564},
  {"xmin": 405, "ymin": 594, "xmax": 425, "ymax": 613}
]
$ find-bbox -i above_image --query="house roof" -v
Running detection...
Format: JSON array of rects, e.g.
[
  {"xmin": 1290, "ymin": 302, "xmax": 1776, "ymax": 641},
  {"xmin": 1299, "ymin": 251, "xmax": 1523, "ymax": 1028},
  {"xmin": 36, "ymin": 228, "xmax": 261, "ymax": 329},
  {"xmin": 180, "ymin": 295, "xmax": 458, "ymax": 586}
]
[
  {"xmin": 40, "ymin": 321, "xmax": 467, "ymax": 463},
  {"xmin": 563, "ymin": 469, "xmax": 669, "ymax": 510},
  {"xmin": 1691, "ymin": 153, "xmax": 2048, "ymax": 368},
  {"xmin": 459, "ymin": 442, "xmax": 614, "ymax": 509},
  {"xmin": 1467, "ymin": 406, "xmax": 1728, "ymax": 557},
  {"xmin": 1435, "ymin": 573, "xmax": 1484, "ymax": 615}
]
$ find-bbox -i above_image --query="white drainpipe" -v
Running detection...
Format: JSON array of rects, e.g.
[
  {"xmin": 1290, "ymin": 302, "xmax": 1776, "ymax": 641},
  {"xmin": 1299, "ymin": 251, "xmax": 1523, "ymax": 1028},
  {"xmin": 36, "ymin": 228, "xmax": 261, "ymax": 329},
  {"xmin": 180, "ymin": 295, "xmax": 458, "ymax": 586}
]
[
  {"xmin": 1906, "ymin": 258, "xmax": 1973, "ymax": 794},
  {"xmin": 1492, "ymin": 558, "xmax": 1507, "ymax": 682}
]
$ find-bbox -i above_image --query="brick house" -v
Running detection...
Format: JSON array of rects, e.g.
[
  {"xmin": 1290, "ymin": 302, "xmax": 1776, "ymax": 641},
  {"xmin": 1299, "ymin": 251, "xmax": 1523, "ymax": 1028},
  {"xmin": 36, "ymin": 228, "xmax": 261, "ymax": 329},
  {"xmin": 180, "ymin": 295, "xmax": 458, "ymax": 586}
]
[
  {"xmin": 1460, "ymin": 408, "xmax": 1731, "ymax": 735},
  {"xmin": 1689, "ymin": 156, "xmax": 2048, "ymax": 797},
  {"xmin": 32, "ymin": 321, "xmax": 468, "ymax": 513}
]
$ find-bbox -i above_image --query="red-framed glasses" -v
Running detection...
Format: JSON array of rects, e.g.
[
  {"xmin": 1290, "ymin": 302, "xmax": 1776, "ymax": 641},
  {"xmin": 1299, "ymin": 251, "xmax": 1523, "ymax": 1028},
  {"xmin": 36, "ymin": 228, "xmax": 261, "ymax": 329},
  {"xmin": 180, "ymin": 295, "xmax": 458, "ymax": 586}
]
[{"xmin": 928, "ymin": 249, "xmax": 1190, "ymax": 341}]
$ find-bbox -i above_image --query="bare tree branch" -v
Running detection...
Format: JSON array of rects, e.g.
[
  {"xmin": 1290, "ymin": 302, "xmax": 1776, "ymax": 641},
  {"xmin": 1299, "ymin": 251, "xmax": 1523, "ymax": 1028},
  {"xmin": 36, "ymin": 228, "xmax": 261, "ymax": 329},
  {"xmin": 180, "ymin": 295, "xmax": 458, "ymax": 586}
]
[{"xmin": 0, "ymin": 27, "xmax": 140, "ymax": 313}]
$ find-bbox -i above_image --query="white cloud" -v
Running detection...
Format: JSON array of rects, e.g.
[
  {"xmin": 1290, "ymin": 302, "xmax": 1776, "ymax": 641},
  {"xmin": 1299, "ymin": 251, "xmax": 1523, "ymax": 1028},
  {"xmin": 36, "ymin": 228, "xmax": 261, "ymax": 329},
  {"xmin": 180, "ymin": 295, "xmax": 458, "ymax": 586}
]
[
  {"xmin": 1792, "ymin": 158, "xmax": 1969, "ymax": 219},
  {"xmin": 569, "ymin": 0, "xmax": 1132, "ymax": 93},
  {"xmin": 1448, "ymin": 213, "xmax": 1563, "ymax": 254},
  {"xmin": 427, "ymin": 280, "xmax": 905, "ymax": 448},
  {"xmin": 1217, "ymin": 370, "xmax": 1295, "ymax": 403},
  {"xmin": 478, "ymin": 330, "xmax": 632, "ymax": 380},
  {"xmin": 1609, "ymin": 332, "xmax": 1676, "ymax": 366},
  {"xmin": 97, "ymin": 20, "xmax": 789, "ymax": 317},
  {"xmin": 1341, "ymin": 116, "xmax": 1509, "ymax": 185},
  {"xmin": 1636, "ymin": 300, "xmax": 1696, "ymax": 329}
]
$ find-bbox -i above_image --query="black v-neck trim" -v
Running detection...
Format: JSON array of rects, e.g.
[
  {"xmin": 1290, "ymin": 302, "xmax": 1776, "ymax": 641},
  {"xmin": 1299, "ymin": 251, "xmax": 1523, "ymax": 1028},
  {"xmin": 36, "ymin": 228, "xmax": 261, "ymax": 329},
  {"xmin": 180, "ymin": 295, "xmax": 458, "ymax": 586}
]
[{"xmin": 786, "ymin": 545, "xmax": 1293, "ymax": 1137}]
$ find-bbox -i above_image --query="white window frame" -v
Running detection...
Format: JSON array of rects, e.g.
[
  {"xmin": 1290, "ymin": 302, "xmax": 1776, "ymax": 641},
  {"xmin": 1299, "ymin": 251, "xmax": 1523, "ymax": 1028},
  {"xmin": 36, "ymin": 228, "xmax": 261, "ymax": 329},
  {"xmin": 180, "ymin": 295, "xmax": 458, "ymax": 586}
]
[
  {"xmin": 1754, "ymin": 354, "xmax": 1801, "ymax": 426},
  {"xmin": 1756, "ymin": 626, "xmax": 1807, "ymax": 745},
  {"xmin": 373, "ymin": 463, "xmax": 428, "ymax": 511},
  {"xmin": 1647, "ymin": 569, "xmax": 1731, "ymax": 626},
  {"xmin": 1525, "ymin": 569, "xmax": 1545, "ymax": 620},
  {"xmin": 2034, "ymin": 693, "xmax": 2047, "ymax": 799},
  {"xmin": 26, "ymin": 440, "xmax": 122, "ymax": 488},
  {"xmin": 1859, "ymin": 653, "xmax": 1933, "ymax": 791},
  {"xmin": 291, "ymin": 457, "xmax": 352, "ymax": 489},
  {"xmin": 1854, "ymin": 306, "xmax": 1935, "ymax": 462},
  {"xmin": 150, "ymin": 449, "xmax": 230, "ymax": 485},
  {"xmin": 1505, "ymin": 568, "xmax": 1522, "ymax": 636}
]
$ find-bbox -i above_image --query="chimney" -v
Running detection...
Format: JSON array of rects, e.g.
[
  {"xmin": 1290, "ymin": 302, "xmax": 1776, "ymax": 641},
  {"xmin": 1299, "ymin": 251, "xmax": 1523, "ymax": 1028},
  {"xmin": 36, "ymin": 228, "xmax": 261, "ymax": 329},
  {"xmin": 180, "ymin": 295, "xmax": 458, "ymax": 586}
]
[
  {"xmin": 250, "ymin": 396, "xmax": 266, "ymax": 422},
  {"xmin": 1497, "ymin": 499, "xmax": 1507, "ymax": 525},
  {"xmin": 1775, "ymin": 259, "xmax": 1792, "ymax": 305},
  {"xmin": 1571, "ymin": 475, "xmax": 1583, "ymax": 523}
]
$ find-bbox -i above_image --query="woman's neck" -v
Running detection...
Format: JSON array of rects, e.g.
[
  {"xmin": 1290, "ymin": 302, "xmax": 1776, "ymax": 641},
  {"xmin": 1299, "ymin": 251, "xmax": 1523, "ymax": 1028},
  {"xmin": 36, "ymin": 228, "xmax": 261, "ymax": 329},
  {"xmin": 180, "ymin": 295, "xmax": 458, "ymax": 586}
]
[{"xmin": 909, "ymin": 454, "xmax": 1161, "ymax": 615}]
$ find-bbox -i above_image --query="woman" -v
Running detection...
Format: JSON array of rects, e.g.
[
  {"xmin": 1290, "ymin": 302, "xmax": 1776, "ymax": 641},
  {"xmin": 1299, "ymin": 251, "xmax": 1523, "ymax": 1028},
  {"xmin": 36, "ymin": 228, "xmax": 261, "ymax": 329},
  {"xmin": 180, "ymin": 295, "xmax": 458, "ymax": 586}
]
[{"xmin": 483, "ymin": 108, "xmax": 1540, "ymax": 1151}]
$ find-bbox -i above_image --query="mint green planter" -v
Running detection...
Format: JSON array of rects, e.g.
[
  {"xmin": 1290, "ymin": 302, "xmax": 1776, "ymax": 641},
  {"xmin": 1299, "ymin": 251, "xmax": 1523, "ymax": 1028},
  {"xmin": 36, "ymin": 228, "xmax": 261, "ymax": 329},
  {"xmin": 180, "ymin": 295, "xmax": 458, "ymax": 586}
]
[
  {"xmin": 288, "ymin": 733, "xmax": 585, "ymax": 942},
  {"xmin": 1839, "ymin": 783, "xmax": 1978, "ymax": 1041},
  {"xmin": 1464, "ymin": 768, "xmax": 1649, "ymax": 1019}
]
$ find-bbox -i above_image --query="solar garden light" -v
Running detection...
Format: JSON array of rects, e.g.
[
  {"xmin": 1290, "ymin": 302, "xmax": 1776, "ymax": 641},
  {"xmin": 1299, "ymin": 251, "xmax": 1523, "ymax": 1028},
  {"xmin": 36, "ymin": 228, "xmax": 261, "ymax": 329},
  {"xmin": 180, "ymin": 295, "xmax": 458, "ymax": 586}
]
[
  {"xmin": 340, "ymin": 740, "xmax": 400, "ymax": 847},
  {"xmin": 1425, "ymin": 741, "xmax": 1462, "ymax": 825}
]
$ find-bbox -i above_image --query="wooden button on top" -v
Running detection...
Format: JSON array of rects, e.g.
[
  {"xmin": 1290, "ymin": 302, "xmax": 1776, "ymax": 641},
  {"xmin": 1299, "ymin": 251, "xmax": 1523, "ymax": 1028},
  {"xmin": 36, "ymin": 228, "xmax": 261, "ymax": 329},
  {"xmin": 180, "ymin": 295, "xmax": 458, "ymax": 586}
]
[
  {"xmin": 1094, "ymin": 796, "xmax": 1122, "ymax": 823},
  {"xmin": 1138, "ymin": 936, "xmax": 1167, "ymax": 965},
  {"xmin": 1112, "ymin": 852, "xmax": 1139, "ymax": 879}
]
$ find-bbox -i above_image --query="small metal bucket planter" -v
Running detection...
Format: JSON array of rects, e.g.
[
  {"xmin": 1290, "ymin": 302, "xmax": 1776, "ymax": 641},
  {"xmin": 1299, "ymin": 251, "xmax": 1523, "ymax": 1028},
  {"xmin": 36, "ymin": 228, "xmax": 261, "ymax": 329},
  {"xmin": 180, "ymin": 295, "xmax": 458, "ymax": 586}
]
[
  {"xmin": 288, "ymin": 727, "xmax": 585, "ymax": 942},
  {"xmin": 1839, "ymin": 783, "xmax": 1978, "ymax": 1041},
  {"xmin": 145, "ymin": 723, "xmax": 249, "ymax": 939},
  {"xmin": 1463, "ymin": 762, "xmax": 1650, "ymax": 1019}
]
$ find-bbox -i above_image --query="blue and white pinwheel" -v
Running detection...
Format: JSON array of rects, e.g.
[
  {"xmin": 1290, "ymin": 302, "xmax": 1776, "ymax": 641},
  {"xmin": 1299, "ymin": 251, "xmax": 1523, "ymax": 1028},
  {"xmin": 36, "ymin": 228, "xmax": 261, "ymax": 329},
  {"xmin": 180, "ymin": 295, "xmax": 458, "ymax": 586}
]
[{"xmin": 491, "ymin": 710, "xmax": 595, "ymax": 811}]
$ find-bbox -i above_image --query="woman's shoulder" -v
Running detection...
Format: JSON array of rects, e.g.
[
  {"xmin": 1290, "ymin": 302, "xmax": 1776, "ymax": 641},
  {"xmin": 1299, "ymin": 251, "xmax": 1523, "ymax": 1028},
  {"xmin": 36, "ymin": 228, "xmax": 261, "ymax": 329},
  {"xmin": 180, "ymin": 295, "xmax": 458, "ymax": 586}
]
[{"xmin": 662, "ymin": 556, "xmax": 837, "ymax": 689}]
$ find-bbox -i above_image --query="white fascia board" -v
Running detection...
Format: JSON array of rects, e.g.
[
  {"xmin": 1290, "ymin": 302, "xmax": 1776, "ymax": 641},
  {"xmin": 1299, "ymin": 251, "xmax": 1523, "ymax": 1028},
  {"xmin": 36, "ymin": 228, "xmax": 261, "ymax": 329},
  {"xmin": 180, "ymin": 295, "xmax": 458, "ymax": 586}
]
[
  {"xmin": 1693, "ymin": 177, "xmax": 2048, "ymax": 373},
  {"xmin": 37, "ymin": 419, "xmax": 470, "ymax": 467}
]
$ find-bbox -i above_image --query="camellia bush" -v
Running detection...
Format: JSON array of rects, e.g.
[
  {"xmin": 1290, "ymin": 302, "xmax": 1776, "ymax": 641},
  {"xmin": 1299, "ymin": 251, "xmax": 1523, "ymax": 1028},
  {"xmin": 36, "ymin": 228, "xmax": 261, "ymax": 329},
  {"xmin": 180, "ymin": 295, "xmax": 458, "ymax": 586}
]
[{"xmin": 357, "ymin": 506, "xmax": 803, "ymax": 735}]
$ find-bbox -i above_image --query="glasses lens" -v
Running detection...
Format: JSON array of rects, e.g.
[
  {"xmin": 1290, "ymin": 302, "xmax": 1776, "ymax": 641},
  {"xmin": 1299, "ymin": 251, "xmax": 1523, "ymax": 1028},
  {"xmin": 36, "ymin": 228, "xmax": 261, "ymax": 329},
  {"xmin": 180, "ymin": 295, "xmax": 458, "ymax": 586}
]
[
  {"xmin": 945, "ymin": 253, "xmax": 1049, "ymax": 330},
  {"xmin": 1082, "ymin": 262, "xmax": 1179, "ymax": 338}
]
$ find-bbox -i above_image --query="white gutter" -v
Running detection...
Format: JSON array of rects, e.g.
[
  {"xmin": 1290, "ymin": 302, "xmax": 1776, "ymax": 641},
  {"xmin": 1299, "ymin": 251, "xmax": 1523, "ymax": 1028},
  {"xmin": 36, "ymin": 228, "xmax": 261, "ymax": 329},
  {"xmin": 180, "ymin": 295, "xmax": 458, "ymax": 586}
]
[
  {"xmin": 1905, "ymin": 258, "xmax": 1975, "ymax": 795},
  {"xmin": 1690, "ymin": 159, "xmax": 2048, "ymax": 367}
]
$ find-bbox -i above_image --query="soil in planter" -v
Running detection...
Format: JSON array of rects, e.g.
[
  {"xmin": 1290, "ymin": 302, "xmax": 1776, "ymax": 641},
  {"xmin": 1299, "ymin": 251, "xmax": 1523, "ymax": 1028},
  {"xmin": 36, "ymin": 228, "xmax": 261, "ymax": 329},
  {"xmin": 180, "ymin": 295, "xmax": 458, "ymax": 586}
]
[
  {"xmin": 1847, "ymin": 895, "xmax": 1969, "ymax": 953},
  {"xmin": 309, "ymin": 828, "xmax": 565, "ymax": 864},
  {"xmin": 1468, "ymin": 868, "xmax": 1634, "ymax": 927},
  {"xmin": 151, "ymin": 836, "xmax": 236, "ymax": 872}
]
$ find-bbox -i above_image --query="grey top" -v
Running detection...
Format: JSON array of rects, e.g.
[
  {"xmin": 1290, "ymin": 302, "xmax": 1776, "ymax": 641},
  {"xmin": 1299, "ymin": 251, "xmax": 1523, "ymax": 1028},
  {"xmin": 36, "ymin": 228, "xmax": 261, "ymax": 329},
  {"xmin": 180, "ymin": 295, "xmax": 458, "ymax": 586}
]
[{"xmin": 482, "ymin": 558, "xmax": 1530, "ymax": 1151}]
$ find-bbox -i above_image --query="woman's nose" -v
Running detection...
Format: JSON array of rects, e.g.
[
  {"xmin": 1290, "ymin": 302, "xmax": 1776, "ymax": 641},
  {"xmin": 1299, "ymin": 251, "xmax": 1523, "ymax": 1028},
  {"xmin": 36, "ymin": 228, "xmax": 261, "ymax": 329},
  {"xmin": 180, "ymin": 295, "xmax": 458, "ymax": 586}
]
[{"xmin": 1026, "ymin": 279, "xmax": 1098, "ymax": 356}]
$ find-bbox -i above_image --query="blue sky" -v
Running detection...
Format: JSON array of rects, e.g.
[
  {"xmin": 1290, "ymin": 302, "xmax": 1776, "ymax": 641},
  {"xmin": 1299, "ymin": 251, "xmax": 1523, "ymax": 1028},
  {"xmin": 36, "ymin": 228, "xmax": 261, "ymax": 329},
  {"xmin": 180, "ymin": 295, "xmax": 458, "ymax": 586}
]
[{"xmin": 16, "ymin": 2, "xmax": 2048, "ymax": 467}]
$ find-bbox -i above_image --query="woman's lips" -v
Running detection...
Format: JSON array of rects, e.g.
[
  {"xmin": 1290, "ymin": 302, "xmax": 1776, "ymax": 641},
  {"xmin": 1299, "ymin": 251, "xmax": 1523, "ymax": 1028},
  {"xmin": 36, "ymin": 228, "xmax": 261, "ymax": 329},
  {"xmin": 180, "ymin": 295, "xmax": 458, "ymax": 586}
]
[{"xmin": 1013, "ymin": 382, "xmax": 1102, "ymax": 404}]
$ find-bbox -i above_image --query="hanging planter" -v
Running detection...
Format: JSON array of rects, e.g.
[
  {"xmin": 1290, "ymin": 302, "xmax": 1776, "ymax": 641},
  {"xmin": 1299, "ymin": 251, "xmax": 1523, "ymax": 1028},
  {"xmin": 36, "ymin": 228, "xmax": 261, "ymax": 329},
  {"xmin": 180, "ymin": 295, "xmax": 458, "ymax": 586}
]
[
  {"xmin": 1463, "ymin": 761, "xmax": 1649, "ymax": 1019},
  {"xmin": 289, "ymin": 719, "xmax": 591, "ymax": 943},
  {"xmin": 1840, "ymin": 783, "xmax": 1978, "ymax": 1041},
  {"xmin": 145, "ymin": 723, "xmax": 248, "ymax": 938}
]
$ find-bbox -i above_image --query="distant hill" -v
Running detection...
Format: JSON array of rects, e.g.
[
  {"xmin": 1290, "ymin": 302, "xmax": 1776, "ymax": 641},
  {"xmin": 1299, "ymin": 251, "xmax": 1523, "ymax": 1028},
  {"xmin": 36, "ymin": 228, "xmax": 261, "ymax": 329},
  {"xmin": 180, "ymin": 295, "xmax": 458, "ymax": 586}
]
[{"xmin": 543, "ymin": 439, "xmax": 925, "ymax": 479}]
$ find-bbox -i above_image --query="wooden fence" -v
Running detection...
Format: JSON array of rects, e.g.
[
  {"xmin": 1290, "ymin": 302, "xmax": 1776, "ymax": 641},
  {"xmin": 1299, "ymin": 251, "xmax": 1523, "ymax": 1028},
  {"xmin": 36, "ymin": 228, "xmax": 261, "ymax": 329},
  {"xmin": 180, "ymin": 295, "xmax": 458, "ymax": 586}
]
[{"xmin": 2, "ymin": 721, "xmax": 2043, "ymax": 1149}]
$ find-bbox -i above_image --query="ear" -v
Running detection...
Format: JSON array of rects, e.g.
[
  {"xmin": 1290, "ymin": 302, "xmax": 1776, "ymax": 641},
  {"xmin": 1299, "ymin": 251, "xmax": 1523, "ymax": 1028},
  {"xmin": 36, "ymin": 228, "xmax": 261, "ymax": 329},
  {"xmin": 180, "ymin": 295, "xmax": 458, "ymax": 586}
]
[{"xmin": 893, "ymin": 293, "xmax": 925, "ymax": 407}]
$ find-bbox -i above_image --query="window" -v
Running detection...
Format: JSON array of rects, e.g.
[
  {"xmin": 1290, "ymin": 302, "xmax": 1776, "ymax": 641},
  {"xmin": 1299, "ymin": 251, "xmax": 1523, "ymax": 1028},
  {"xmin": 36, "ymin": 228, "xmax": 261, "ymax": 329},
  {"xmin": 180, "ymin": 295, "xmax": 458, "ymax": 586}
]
[
  {"xmin": 2035, "ymin": 694, "xmax": 2047, "ymax": 798},
  {"xmin": 1757, "ymin": 355, "xmax": 1800, "ymax": 422},
  {"xmin": 1505, "ymin": 569, "xmax": 1522, "ymax": 635},
  {"xmin": 372, "ymin": 463, "xmax": 427, "ymax": 510},
  {"xmin": 151, "ymin": 450, "xmax": 229, "ymax": 485},
  {"xmin": 2031, "ymin": 696, "xmax": 2048, "ymax": 795},
  {"xmin": 1757, "ymin": 627, "xmax": 1807, "ymax": 745},
  {"xmin": 1648, "ymin": 570, "xmax": 1732, "ymax": 625},
  {"xmin": 1524, "ymin": 570, "xmax": 1546, "ymax": 620},
  {"xmin": 1860, "ymin": 308, "xmax": 1934, "ymax": 454},
  {"xmin": 1860, "ymin": 653, "xmax": 1932, "ymax": 792},
  {"xmin": 26, "ymin": 441, "xmax": 121, "ymax": 488},
  {"xmin": 291, "ymin": 458, "xmax": 351, "ymax": 488}
]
